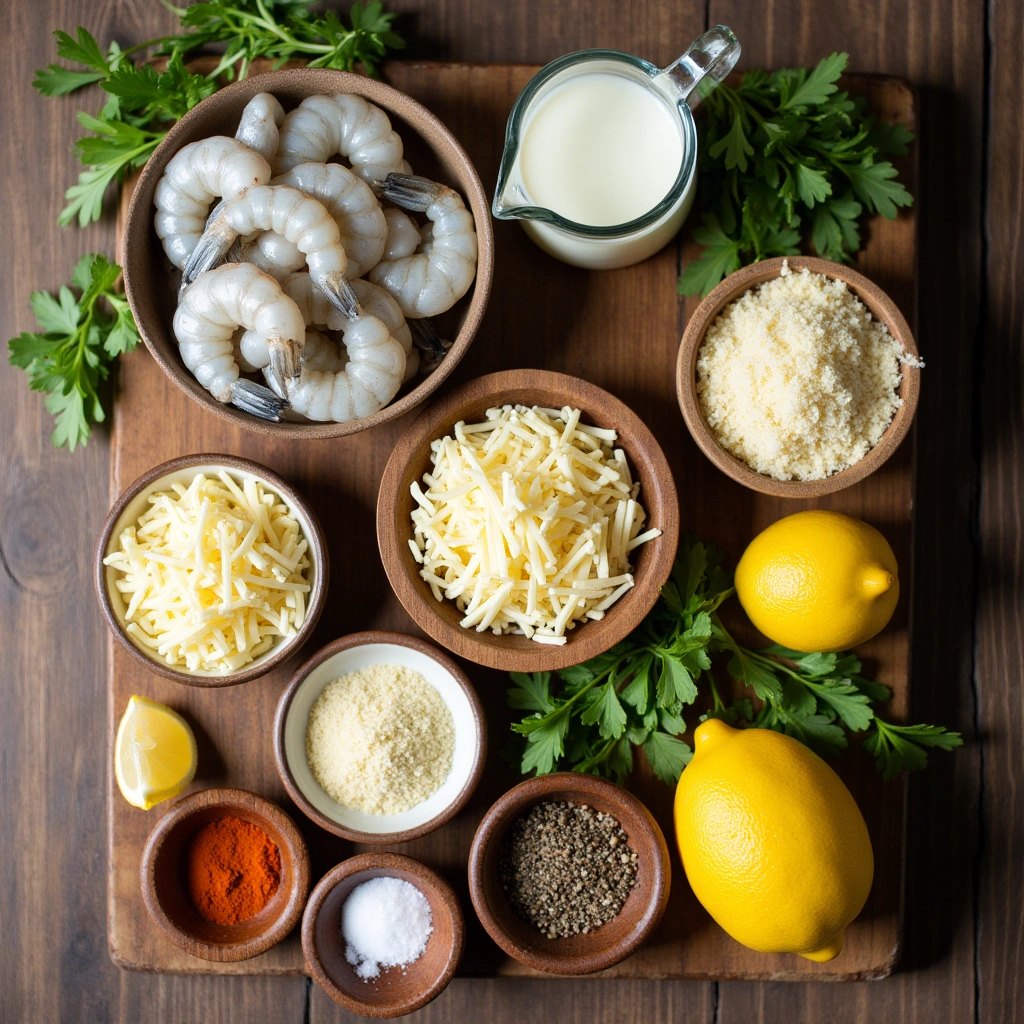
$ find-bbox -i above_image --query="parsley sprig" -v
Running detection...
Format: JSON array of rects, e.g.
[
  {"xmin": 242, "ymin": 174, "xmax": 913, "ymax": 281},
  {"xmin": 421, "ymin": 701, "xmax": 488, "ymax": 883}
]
[
  {"xmin": 679, "ymin": 52, "xmax": 915, "ymax": 296},
  {"xmin": 7, "ymin": 254, "xmax": 140, "ymax": 451},
  {"xmin": 32, "ymin": 3, "xmax": 404, "ymax": 226},
  {"xmin": 506, "ymin": 538, "xmax": 961, "ymax": 785}
]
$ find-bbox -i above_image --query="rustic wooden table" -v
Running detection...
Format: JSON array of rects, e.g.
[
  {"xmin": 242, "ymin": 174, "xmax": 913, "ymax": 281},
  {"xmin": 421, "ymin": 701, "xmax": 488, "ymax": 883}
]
[{"xmin": 1, "ymin": 1, "xmax": 1019, "ymax": 1021}]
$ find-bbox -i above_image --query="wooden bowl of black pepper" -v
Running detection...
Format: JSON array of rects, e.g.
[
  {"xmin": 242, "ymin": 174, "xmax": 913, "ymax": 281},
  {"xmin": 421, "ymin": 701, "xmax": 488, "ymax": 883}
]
[{"xmin": 468, "ymin": 773, "xmax": 670, "ymax": 975}]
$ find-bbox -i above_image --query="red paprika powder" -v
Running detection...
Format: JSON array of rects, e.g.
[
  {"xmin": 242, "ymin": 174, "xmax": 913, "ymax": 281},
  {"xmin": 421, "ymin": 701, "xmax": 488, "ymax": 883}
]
[{"xmin": 185, "ymin": 815, "xmax": 282, "ymax": 925}]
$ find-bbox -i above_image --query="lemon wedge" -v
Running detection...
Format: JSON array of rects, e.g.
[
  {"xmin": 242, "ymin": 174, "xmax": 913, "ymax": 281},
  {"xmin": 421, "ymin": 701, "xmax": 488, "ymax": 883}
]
[{"xmin": 115, "ymin": 695, "xmax": 197, "ymax": 810}]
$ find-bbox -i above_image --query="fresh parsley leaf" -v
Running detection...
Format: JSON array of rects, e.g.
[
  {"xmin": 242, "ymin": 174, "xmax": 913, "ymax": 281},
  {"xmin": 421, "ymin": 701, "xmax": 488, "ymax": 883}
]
[
  {"xmin": 507, "ymin": 672, "xmax": 554, "ymax": 713},
  {"xmin": 643, "ymin": 731, "xmax": 693, "ymax": 785},
  {"xmin": 865, "ymin": 720, "xmax": 963, "ymax": 780},
  {"xmin": 681, "ymin": 52, "xmax": 914, "ymax": 294},
  {"xmin": 6, "ymin": 253, "xmax": 139, "ymax": 451},
  {"xmin": 580, "ymin": 681, "xmax": 628, "ymax": 739}
]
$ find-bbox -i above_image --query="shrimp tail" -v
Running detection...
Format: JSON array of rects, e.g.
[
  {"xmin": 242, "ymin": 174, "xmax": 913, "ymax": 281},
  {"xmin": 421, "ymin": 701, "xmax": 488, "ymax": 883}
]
[
  {"xmin": 229, "ymin": 379, "xmax": 289, "ymax": 421},
  {"xmin": 370, "ymin": 173, "xmax": 448, "ymax": 212},
  {"xmin": 264, "ymin": 335, "xmax": 303, "ymax": 395},
  {"xmin": 410, "ymin": 317, "xmax": 452, "ymax": 372},
  {"xmin": 316, "ymin": 272, "xmax": 362, "ymax": 321},
  {"xmin": 180, "ymin": 217, "xmax": 237, "ymax": 294}
]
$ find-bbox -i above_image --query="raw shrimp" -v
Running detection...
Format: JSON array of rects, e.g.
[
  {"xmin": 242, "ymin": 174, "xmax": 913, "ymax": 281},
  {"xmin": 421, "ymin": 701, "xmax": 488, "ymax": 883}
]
[
  {"xmin": 153, "ymin": 137, "xmax": 271, "ymax": 268},
  {"xmin": 181, "ymin": 185, "xmax": 359, "ymax": 320},
  {"xmin": 236, "ymin": 163, "xmax": 387, "ymax": 282},
  {"xmin": 274, "ymin": 313, "xmax": 407, "ymax": 423},
  {"xmin": 381, "ymin": 207, "xmax": 422, "ymax": 260},
  {"xmin": 236, "ymin": 326, "xmax": 343, "ymax": 374},
  {"xmin": 283, "ymin": 272, "xmax": 419, "ymax": 381},
  {"xmin": 368, "ymin": 174, "xmax": 477, "ymax": 318},
  {"xmin": 272, "ymin": 94, "xmax": 405, "ymax": 182},
  {"xmin": 173, "ymin": 263, "xmax": 303, "ymax": 419},
  {"xmin": 234, "ymin": 93, "xmax": 286, "ymax": 162}
]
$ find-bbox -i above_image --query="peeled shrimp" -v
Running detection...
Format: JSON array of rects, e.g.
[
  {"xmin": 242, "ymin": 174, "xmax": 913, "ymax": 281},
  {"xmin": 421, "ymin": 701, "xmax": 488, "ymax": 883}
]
[
  {"xmin": 275, "ymin": 313, "xmax": 406, "ymax": 422},
  {"xmin": 153, "ymin": 137, "xmax": 271, "ymax": 268},
  {"xmin": 381, "ymin": 207, "xmax": 422, "ymax": 260},
  {"xmin": 272, "ymin": 94, "xmax": 405, "ymax": 182},
  {"xmin": 368, "ymin": 174, "xmax": 477, "ymax": 318},
  {"xmin": 237, "ymin": 163, "xmax": 387, "ymax": 283},
  {"xmin": 181, "ymin": 185, "xmax": 359, "ymax": 321},
  {"xmin": 236, "ymin": 325, "xmax": 343, "ymax": 374},
  {"xmin": 173, "ymin": 263, "xmax": 302, "ymax": 419},
  {"xmin": 234, "ymin": 93, "xmax": 286, "ymax": 163},
  {"xmin": 283, "ymin": 272, "xmax": 418, "ymax": 381}
]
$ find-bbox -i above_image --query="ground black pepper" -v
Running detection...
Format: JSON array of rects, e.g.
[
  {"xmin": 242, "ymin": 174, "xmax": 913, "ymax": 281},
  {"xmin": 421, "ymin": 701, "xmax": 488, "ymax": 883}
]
[{"xmin": 497, "ymin": 800, "xmax": 639, "ymax": 938}]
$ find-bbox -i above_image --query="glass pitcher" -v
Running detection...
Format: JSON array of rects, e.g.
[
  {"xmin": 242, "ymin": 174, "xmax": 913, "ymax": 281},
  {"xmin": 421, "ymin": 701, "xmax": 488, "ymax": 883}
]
[{"xmin": 493, "ymin": 26, "xmax": 740, "ymax": 270}]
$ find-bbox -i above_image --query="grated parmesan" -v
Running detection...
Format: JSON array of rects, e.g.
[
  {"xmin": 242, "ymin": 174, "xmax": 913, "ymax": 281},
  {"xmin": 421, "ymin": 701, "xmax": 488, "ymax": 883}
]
[
  {"xmin": 305, "ymin": 664, "xmax": 455, "ymax": 815},
  {"xmin": 696, "ymin": 261, "xmax": 921, "ymax": 481},
  {"xmin": 103, "ymin": 471, "xmax": 311, "ymax": 673},
  {"xmin": 410, "ymin": 404, "xmax": 661, "ymax": 644}
]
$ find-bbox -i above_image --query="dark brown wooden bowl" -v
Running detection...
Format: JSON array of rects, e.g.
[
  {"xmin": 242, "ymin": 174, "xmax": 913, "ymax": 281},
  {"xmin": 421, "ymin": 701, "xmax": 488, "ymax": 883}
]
[
  {"xmin": 95, "ymin": 453, "xmax": 328, "ymax": 687},
  {"xmin": 274, "ymin": 631, "xmax": 486, "ymax": 843},
  {"xmin": 140, "ymin": 787, "xmax": 310, "ymax": 962},
  {"xmin": 302, "ymin": 853, "xmax": 464, "ymax": 1017},
  {"xmin": 122, "ymin": 68, "xmax": 493, "ymax": 439},
  {"xmin": 376, "ymin": 369, "xmax": 680, "ymax": 671},
  {"xmin": 468, "ymin": 773, "xmax": 671, "ymax": 975},
  {"xmin": 676, "ymin": 256, "xmax": 920, "ymax": 498}
]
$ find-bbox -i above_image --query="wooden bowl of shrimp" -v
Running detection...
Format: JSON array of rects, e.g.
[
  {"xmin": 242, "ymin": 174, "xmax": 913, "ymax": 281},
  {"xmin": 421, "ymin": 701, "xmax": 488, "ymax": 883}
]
[{"xmin": 122, "ymin": 68, "xmax": 493, "ymax": 438}]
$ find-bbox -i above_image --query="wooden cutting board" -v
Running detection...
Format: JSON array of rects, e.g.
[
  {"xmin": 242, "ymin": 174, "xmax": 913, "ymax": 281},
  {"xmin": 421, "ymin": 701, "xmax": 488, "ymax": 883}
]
[{"xmin": 108, "ymin": 61, "xmax": 916, "ymax": 980}]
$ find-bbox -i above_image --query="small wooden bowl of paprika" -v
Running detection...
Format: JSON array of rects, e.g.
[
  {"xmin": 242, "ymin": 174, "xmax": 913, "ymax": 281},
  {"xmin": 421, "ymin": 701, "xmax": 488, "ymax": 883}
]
[{"xmin": 141, "ymin": 787, "xmax": 310, "ymax": 962}]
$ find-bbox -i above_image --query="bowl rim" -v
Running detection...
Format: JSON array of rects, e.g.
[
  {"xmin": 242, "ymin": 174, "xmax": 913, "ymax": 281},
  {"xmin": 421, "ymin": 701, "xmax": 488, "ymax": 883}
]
[
  {"xmin": 273, "ymin": 630, "xmax": 486, "ymax": 843},
  {"xmin": 467, "ymin": 772, "xmax": 671, "ymax": 975},
  {"xmin": 122, "ymin": 66, "xmax": 494, "ymax": 439},
  {"xmin": 94, "ymin": 452, "xmax": 329, "ymax": 687},
  {"xmin": 140, "ymin": 786, "xmax": 310, "ymax": 962},
  {"xmin": 676, "ymin": 255, "xmax": 921, "ymax": 498},
  {"xmin": 301, "ymin": 851, "xmax": 464, "ymax": 1017},
  {"xmin": 376, "ymin": 368, "xmax": 680, "ymax": 671}
]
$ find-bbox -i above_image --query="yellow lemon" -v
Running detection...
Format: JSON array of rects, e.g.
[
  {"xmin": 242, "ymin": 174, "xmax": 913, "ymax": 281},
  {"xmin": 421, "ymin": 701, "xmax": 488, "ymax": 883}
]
[
  {"xmin": 115, "ymin": 695, "xmax": 197, "ymax": 810},
  {"xmin": 735, "ymin": 510, "xmax": 898, "ymax": 652},
  {"xmin": 674, "ymin": 719, "xmax": 873, "ymax": 962}
]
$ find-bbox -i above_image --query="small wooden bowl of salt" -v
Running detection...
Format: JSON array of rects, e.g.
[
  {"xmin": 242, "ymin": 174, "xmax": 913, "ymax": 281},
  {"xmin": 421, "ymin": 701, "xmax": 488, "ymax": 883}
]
[
  {"xmin": 301, "ymin": 853, "xmax": 464, "ymax": 1018},
  {"xmin": 676, "ymin": 256, "xmax": 921, "ymax": 498}
]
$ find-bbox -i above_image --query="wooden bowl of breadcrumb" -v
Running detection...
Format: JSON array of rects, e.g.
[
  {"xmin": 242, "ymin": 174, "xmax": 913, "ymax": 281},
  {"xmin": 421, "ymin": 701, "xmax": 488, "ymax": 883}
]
[
  {"xmin": 273, "ymin": 631, "xmax": 485, "ymax": 843},
  {"xmin": 676, "ymin": 256, "xmax": 920, "ymax": 498}
]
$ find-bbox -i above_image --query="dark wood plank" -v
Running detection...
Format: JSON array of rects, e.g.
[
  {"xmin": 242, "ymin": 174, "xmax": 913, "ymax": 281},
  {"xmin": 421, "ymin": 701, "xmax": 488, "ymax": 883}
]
[
  {"xmin": 108, "ymin": 64, "xmax": 914, "ymax": 983},
  {"xmin": 976, "ymin": 0, "xmax": 1024, "ymax": 1021},
  {"xmin": 708, "ymin": 0, "xmax": 986, "ymax": 1018}
]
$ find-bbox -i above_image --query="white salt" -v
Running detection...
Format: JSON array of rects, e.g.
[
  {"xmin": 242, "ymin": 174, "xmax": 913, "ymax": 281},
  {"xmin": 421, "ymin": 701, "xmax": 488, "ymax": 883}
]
[{"xmin": 342, "ymin": 876, "xmax": 433, "ymax": 981}]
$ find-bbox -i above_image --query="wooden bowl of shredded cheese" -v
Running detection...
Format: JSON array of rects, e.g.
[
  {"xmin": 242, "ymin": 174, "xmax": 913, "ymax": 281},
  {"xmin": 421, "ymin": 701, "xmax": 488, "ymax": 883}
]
[
  {"xmin": 676, "ymin": 256, "xmax": 921, "ymax": 497},
  {"xmin": 377, "ymin": 369, "xmax": 680, "ymax": 672},
  {"xmin": 96, "ymin": 454, "xmax": 328, "ymax": 686}
]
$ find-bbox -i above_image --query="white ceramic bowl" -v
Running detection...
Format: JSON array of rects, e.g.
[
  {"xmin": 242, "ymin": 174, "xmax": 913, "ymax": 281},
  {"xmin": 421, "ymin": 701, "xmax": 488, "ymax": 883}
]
[
  {"xmin": 95, "ymin": 454, "xmax": 329, "ymax": 687},
  {"xmin": 273, "ymin": 632, "xmax": 486, "ymax": 843}
]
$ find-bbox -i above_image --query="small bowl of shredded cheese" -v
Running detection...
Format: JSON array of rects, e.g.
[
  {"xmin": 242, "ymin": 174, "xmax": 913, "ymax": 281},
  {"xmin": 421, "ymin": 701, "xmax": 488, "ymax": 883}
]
[
  {"xmin": 96, "ymin": 454, "xmax": 328, "ymax": 685},
  {"xmin": 274, "ymin": 631, "xmax": 485, "ymax": 843},
  {"xmin": 677, "ymin": 256, "xmax": 922, "ymax": 498},
  {"xmin": 377, "ymin": 370, "xmax": 680, "ymax": 672}
]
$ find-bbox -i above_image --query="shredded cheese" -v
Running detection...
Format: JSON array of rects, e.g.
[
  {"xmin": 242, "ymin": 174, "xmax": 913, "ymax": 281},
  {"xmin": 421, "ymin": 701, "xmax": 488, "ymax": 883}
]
[
  {"xmin": 411, "ymin": 405, "xmax": 661, "ymax": 644},
  {"xmin": 104, "ymin": 471, "xmax": 311, "ymax": 673}
]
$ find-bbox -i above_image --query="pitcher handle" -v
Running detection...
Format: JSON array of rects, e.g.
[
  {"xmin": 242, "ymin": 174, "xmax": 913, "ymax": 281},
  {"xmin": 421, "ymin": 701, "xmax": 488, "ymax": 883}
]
[{"xmin": 659, "ymin": 25, "xmax": 741, "ymax": 110}]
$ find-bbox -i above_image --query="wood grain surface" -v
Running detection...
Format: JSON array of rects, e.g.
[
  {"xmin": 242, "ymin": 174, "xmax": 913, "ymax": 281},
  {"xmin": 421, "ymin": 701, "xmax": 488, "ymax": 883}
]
[
  {"xmin": 0, "ymin": 0, "xmax": 1015, "ymax": 1022},
  {"xmin": 107, "ymin": 62, "xmax": 912, "ymax": 982}
]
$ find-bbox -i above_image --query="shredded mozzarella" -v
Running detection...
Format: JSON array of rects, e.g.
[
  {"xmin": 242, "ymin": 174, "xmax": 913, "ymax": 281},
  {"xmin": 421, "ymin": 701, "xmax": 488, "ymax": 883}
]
[
  {"xmin": 104, "ymin": 471, "xmax": 311, "ymax": 673},
  {"xmin": 411, "ymin": 405, "xmax": 661, "ymax": 643}
]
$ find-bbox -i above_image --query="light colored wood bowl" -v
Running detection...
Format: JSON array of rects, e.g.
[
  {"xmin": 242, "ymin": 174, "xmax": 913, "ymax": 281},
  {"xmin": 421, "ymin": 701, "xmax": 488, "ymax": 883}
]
[
  {"xmin": 273, "ymin": 631, "xmax": 485, "ymax": 843},
  {"xmin": 468, "ymin": 773, "xmax": 671, "ymax": 975},
  {"xmin": 140, "ymin": 787, "xmax": 310, "ymax": 962},
  {"xmin": 95, "ymin": 453, "xmax": 328, "ymax": 687},
  {"xmin": 302, "ymin": 852, "xmax": 464, "ymax": 1017},
  {"xmin": 676, "ymin": 256, "xmax": 921, "ymax": 498},
  {"xmin": 376, "ymin": 369, "xmax": 680, "ymax": 671},
  {"xmin": 122, "ymin": 68, "xmax": 493, "ymax": 439}
]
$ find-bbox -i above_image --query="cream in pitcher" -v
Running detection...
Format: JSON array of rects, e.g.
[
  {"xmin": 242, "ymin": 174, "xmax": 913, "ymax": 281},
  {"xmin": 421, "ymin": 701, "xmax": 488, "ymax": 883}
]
[{"xmin": 493, "ymin": 27, "xmax": 740, "ymax": 269}]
